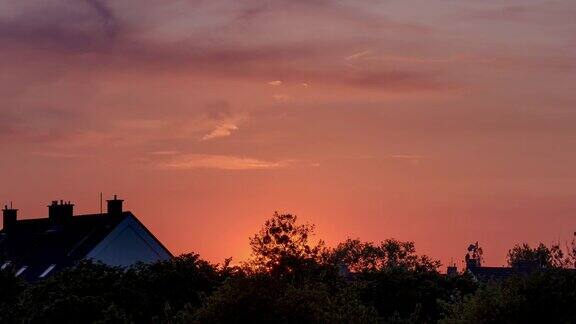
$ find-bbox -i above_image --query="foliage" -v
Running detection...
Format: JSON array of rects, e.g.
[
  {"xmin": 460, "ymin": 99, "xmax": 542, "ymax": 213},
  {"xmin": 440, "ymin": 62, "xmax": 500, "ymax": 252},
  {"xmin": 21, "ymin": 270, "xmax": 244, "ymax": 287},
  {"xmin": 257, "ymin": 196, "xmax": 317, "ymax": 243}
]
[
  {"xmin": 118, "ymin": 253, "xmax": 223, "ymax": 322},
  {"xmin": 331, "ymin": 238, "xmax": 441, "ymax": 273},
  {"xmin": 249, "ymin": 212, "xmax": 327, "ymax": 276},
  {"xmin": 180, "ymin": 275, "xmax": 379, "ymax": 324},
  {"xmin": 356, "ymin": 267, "xmax": 477, "ymax": 323},
  {"xmin": 507, "ymin": 234, "xmax": 576, "ymax": 269},
  {"xmin": 441, "ymin": 269, "xmax": 576, "ymax": 323},
  {"xmin": 0, "ymin": 266, "xmax": 27, "ymax": 322},
  {"xmin": 1, "ymin": 255, "xmax": 224, "ymax": 323},
  {"xmin": 9, "ymin": 261, "xmax": 127, "ymax": 323},
  {"xmin": 507, "ymin": 243, "xmax": 558, "ymax": 268},
  {"xmin": 1, "ymin": 212, "xmax": 574, "ymax": 323}
]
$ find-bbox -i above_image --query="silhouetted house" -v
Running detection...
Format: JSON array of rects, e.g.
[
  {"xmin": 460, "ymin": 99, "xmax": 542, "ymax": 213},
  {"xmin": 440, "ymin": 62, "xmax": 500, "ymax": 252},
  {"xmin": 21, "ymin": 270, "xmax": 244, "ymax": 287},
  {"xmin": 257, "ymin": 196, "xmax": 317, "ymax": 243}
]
[
  {"xmin": 466, "ymin": 264, "xmax": 518, "ymax": 281},
  {"xmin": 466, "ymin": 260, "xmax": 546, "ymax": 281},
  {"xmin": 448, "ymin": 242, "xmax": 543, "ymax": 281},
  {"xmin": 0, "ymin": 196, "xmax": 172, "ymax": 281}
]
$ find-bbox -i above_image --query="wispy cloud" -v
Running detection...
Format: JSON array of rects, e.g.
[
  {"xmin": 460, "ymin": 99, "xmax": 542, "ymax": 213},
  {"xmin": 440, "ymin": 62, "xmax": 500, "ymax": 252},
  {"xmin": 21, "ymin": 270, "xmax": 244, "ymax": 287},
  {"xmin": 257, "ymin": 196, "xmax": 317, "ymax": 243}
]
[
  {"xmin": 0, "ymin": 0, "xmax": 448, "ymax": 94},
  {"xmin": 345, "ymin": 50, "xmax": 374, "ymax": 61},
  {"xmin": 159, "ymin": 154, "xmax": 290, "ymax": 171},
  {"xmin": 29, "ymin": 151, "xmax": 92, "ymax": 159},
  {"xmin": 111, "ymin": 109, "xmax": 247, "ymax": 144},
  {"xmin": 149, "ymin": 150, "xmax": 179, "ymax": 156},
  {"xmin": 390, "ymin": 154, "xmax": 424, "ymax": 160},
  {"xmin": 201, "ymin": 109, "xmax": 246, "ymax": 141},
  {"xmin": 390, "ymin": 154, "xmax": 424, "ymax": 165},
  {"xmin": 201, "ymin": 123, "xmax": 239, "ymax": 141}
]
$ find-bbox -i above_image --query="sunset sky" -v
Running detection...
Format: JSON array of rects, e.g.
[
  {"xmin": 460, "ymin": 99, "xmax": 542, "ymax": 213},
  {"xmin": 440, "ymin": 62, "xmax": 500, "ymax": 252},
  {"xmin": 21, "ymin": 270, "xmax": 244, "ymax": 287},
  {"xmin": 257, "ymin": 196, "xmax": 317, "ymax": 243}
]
[{"xmin": 1, "ymin": 0, "xmax": 576, "ymax": 268}]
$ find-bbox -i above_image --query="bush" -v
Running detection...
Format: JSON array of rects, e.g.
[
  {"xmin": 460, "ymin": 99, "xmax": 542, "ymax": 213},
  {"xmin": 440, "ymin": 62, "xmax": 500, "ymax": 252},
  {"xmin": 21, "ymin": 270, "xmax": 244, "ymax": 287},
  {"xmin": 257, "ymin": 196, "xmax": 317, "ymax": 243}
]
[{"xmin": 442, "ymin": 269, "xmax": 576, "ymax": 323}]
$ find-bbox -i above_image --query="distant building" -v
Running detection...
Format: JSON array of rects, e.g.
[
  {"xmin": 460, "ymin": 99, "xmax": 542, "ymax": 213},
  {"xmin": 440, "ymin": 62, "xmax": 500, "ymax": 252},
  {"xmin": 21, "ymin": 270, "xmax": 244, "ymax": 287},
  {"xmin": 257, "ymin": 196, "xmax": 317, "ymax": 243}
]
[
  {"xmin": 0, "ymin": 196, "xmax": 172, "ymax": 281},
  {"xmin": 448, "ymin": 242, "xmax": 542, "ymax": 281}
]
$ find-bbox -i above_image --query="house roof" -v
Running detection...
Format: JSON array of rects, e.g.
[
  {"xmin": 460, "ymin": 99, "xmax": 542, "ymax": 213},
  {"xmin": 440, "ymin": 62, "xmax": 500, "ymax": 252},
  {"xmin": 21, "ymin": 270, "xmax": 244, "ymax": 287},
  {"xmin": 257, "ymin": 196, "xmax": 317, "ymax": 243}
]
[
  {"xmin": 0, "ymin": 212, "xmax": 131, "ymax": 281},
  {"xmin": 467, "ymin": 266, "xmax": 519, "ymax": 281}
]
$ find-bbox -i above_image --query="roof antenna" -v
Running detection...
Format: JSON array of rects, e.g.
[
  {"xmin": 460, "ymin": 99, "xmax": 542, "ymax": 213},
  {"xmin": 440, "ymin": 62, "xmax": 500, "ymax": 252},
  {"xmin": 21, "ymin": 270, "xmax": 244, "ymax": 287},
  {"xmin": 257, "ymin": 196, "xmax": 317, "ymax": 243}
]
[{"xmin": 100, "ymin": 192, "xmax": 103, "ymax": 214}]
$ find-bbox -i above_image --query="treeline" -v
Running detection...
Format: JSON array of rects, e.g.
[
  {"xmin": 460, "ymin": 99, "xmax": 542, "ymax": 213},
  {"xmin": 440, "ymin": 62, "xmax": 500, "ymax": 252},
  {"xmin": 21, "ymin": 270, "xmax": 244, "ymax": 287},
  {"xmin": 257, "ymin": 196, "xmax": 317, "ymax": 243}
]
[{"xmin": 1, "ymin": 212, "xmax": 576, "ymax": 323}]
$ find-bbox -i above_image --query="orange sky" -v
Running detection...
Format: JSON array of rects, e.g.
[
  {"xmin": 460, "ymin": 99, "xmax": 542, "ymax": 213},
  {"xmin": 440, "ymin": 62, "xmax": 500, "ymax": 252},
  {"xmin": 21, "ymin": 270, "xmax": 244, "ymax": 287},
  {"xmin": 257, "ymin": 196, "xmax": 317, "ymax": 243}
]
[{"xmin": 1, "ymin": 0, "xmax": 576, "ymax": 268}]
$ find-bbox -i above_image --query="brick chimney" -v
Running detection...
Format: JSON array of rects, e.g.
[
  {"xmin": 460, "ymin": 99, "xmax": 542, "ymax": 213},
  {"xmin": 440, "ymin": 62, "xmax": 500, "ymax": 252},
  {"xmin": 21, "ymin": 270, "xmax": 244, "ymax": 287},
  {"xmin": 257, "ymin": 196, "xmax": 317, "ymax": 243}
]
[
  {"xmin": 2, "ymin": 205, "xmax": 18, "ymax": 231},
  {"xmin": 48, "ymin": 200, "xmax": 74, "ymax": 225},
  {"xmin": 107, "ymin": 195, "xmax": 123, "ymax": 216}
]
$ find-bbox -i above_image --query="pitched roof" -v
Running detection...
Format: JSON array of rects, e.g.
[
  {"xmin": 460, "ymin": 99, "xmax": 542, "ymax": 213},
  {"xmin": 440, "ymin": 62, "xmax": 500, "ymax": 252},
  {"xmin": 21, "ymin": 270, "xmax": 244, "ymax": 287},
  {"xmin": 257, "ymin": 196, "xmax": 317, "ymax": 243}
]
[{"xmin": 0, "ymin": 212, "xmax": 130, "ymax": 281}]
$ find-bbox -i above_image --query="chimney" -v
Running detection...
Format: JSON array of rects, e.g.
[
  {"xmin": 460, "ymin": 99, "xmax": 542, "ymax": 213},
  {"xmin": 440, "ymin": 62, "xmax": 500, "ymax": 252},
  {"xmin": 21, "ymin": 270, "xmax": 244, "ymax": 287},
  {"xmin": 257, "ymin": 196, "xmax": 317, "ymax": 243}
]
[
  {"xmin": 2, "ymin": 205, "xmax": 18, "ymax": 231},
  {"xmin": 446, "ymin": 265, "xmax": 458, "ymax": 276},
  {"xmin": 48, "ymin": 200, "xmax": 74, "ymax": 225},
  {"xmin": 107, "ymin": 195, "xmax": 123, "ymax": 216}
]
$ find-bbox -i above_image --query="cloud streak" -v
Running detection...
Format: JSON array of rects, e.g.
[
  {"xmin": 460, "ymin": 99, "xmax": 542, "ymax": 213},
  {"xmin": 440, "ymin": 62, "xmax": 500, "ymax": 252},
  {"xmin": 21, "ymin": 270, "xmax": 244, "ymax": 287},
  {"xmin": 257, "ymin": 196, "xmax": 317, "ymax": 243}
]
[
  {"xmin": 201, "ymin": 123, "xmax": 239, "ymax": 141},
  {"xmin": 159, "ymin": 154, "xmax": 290, "ymax": 171},
  {"xmin": 0, "ymin": 0, "xmax": 452, "ymax": 94}
]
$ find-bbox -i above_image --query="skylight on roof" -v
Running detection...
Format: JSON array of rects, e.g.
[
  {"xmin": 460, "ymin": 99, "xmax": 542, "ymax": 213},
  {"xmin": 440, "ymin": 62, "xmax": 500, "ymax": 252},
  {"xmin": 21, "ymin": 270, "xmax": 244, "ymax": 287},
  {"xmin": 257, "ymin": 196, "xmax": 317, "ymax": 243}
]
[
  {"xmin": 1, "ymin": 261, "xmax": 11, "ymax": 270},
  {"xmin": 15, "ymin": 266, "xmax": 27, "ymax": 277},
  {"xmin": 39, "ymin": 264, "xmax": 57, "ymax": 278}
]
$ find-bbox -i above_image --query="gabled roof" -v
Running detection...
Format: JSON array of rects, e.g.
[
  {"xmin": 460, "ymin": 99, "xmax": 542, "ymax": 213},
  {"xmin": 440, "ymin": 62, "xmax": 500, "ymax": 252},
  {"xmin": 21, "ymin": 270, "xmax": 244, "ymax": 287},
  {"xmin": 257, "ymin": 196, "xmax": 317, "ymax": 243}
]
[{"xmin": 0, "ymin": 212, "xmax": 130, "ymax": 281}]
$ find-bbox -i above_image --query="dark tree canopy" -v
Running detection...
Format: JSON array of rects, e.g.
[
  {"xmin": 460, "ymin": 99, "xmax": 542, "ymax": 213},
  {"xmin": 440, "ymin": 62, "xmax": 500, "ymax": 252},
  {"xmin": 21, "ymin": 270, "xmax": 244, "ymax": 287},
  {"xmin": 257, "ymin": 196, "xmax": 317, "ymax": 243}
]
[
  {"xmin": 331, "ymin": 238, "xmax": 441, "ymax": 273},
  {"xmin": 442, "ymin": 269, "xmax": 576, "ymax": 324},
  {"xmin": 507, "ymin": 243, "xmax": 557, "ymax": 268},
  {"xmin": 507, "ymin": 235, "xmax": 576, "ymax": 269},
  {"xmin": 1, "ymin": 211, "xmax": 575, "ymax": 323},
  {"xmin": 249, "ymin": 212, "xmax": 326, "ymax": 275}
]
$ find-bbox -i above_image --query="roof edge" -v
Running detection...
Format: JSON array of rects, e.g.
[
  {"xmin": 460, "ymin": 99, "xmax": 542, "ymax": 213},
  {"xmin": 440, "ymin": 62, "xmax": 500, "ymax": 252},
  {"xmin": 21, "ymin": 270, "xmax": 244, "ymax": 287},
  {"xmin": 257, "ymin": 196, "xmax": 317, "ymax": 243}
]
[{"xmin": 125, "ymin": 212, "xmax": 174, "ymax": 258}]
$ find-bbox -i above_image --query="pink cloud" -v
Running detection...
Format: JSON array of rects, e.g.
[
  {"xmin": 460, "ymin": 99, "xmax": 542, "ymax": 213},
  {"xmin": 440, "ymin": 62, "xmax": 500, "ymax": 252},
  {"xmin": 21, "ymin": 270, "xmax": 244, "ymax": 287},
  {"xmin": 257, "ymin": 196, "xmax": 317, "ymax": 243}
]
[{"xmin": 159, "ymin": 154, "xmax": 289, "ymax": 171}]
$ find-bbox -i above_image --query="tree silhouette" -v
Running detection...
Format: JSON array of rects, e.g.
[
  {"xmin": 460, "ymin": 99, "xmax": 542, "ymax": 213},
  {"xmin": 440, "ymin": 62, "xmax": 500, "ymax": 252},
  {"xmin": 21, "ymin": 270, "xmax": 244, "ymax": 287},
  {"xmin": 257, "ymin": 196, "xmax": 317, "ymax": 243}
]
[
  {"xmin": 3, "ymin": 211, "xmax": 575, "ymax": 322},
  {"xmin": 249, "ymin": 212, "xmax": 326, "ymax": 275},
  {"xmin": 506, "ymin": 239, "xmax": 576, "ymax": 269},
  {"xmin": 331, "ymin": 238, "xmax": 440, "ymax": 273},
  {"xmin": 442, "ymin": 269, "xmax": 576, "ymax": 323},
  {"xmin": 507, "ymin": 243, "xmax": 556, "ymax": 268}
]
